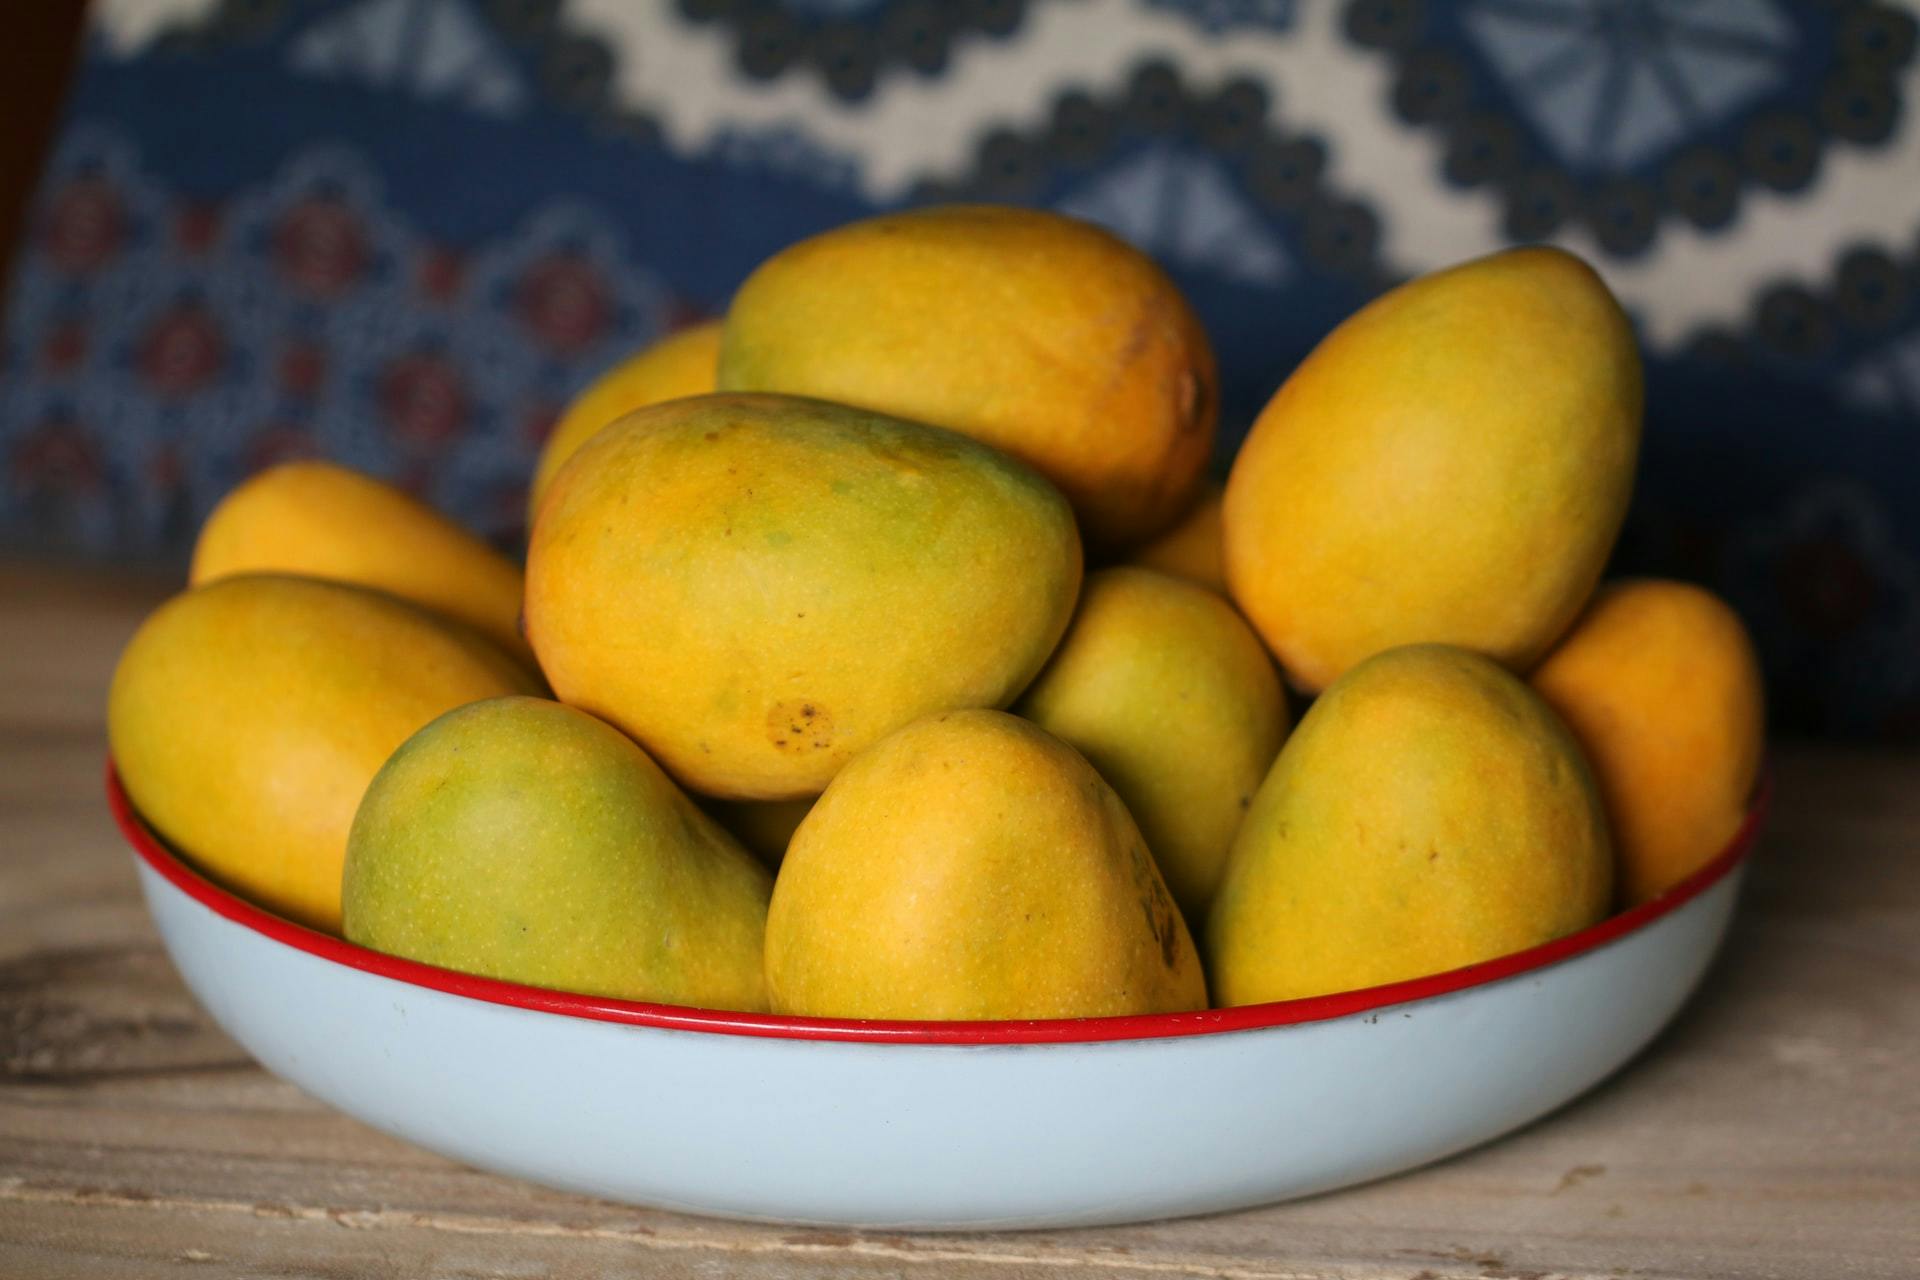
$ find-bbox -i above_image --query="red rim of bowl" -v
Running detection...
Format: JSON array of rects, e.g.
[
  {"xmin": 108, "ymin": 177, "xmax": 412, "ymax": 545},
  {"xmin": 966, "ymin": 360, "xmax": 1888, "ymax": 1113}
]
[{"xmin": 108, "ymin": 759, "xmax": 1770, "ymax": 1046}]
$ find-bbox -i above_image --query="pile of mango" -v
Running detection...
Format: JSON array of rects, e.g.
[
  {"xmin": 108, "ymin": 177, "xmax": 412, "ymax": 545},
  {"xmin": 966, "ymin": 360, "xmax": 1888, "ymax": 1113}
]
[{"xmin": 108, "ymin": 205, "xmax": 1765, "ymax": 1020}]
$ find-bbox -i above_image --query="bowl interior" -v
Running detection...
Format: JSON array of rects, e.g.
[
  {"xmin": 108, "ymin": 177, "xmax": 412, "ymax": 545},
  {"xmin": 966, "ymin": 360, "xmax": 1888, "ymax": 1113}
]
[{"xmin": 108, "ymin": 761, "xmax": 1770, "ymax": 1046}]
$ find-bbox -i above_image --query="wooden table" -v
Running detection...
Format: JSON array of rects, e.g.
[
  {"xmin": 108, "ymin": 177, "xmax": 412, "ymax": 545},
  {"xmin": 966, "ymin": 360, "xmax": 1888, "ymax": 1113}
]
[{"xmin": 2, "ymin": 560, "xmax": 1914, "ymax": 1280}]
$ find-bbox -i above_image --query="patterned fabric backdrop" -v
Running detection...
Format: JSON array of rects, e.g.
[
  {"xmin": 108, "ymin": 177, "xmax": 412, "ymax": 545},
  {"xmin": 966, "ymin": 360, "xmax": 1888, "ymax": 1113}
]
[{"xmin": 3, "ymin": 0, "xmax": 1918, "ymax": 737}]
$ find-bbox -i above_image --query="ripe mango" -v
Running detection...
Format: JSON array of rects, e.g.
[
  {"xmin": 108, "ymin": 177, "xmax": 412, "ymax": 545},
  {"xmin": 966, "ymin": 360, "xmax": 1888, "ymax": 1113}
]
[
  {"xmin": 191, "ymin": 460, "xmax": 534, "ymax": 667},
  {"xmin": 1017, "ymin": 567, "xmax": 1288, "ymax": 921},
  {"xmin": 1223, "ymin": 247, "xmax": 1642, "ymax": 691},
  {"xmin": 343, "ymin": 697, "xmax": 772, "ymax": 1011},
  {"xmin": 1130, "ymin": 482, "xmax": 1225, "ymax": 594},
  {"xmin": 765, "ymin": 710, "xmax": 1206, "ymax": 1020},
  {"xmin": 108, "ymin": 575, "xmax": 539, "ymax": 932},
  {"xmin": 526, "ymin": 393, "xmax": 1081, "ymax": 800},
  {"xmin": 1532, "ymin": 579, "xmax": 1765, "ymax": 905},
  {"xmin": 717, "ymin": 205, "xmax": 1216, "ymax": 548},
  {"xmin": 705, "ymin": 796, "xmax": 814, "ymax": 866},
  {"xmin": 528, "ymin": 320, "xmax": 721, "ymax": 519},
  {"xmin": 1208, "ymin": 644, "xmax": 1612, "ymax": 1005}
]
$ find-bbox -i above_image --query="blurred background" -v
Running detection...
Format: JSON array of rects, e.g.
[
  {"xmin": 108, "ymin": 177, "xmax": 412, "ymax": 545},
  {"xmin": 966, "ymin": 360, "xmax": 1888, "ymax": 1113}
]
[{"xmin": 0, "ymin": 0, "xmax": 1915, "ymax": 738}]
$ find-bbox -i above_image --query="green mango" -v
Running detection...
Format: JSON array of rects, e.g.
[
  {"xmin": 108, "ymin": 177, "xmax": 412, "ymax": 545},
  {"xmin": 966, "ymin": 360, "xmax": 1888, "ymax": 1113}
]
[{"xmin": 343, "ymin": 696, "xmax": 772, "ymax": 1011}]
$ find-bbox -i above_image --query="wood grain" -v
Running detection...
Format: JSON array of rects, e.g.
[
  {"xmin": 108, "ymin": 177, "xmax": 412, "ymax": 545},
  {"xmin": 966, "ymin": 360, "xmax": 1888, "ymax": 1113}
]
[{"xmin": 1, "ymin": 560, "xmax": 1914, "ymax": 1279}]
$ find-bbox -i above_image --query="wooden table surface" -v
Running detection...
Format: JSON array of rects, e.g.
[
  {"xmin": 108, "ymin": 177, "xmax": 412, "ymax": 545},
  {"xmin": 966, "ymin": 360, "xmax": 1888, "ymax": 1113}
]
[{"xmin": 1, "ymin": 560, "xmax": 1915, "ymax": 1280}]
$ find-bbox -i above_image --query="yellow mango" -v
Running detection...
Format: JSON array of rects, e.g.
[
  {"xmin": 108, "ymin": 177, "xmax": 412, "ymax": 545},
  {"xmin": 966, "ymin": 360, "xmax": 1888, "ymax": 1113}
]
[
  {"xmin": 1130, "ymin": 481, "xmax": 1225, "ymax": 594},
  {"xmin": 765, "ymin": 710, "xmax": 1207, "ymax": 1020},
  {"xmin": 108, "ymin": 575, "xmax": 539, "ymax": 932},
  {"xmin": 717, "ymin": 205, "xmax": 1216, "ymax": 548},
  {"xmin": 1532, "ymin": 579, "xmax": 1765, "ymax": 905},
  {"xmin": 1224, "ymin": 247, "xmax": 1642, "ymax": 691},
  {"xmin": 528, "ymin": 320, "xmax": 721, "ymax": 518},
  {"xmin": 1208, "ymin": 644, "xmax": 1612, "ymax": 1005},
  {"xmin": 345, "ymin": 697, "xmax": 771, "ymax": 1011},
  {"xmin": 526, "ymin": 393, "xmax": 1081, "ymax": 800},
  {"xmin": 190, "ymin": 460, "xmax": 533, "ymax": 667},
  {"xmin": 1017, "ymin": 567, "xmax": 1288, "ymax": 921}
]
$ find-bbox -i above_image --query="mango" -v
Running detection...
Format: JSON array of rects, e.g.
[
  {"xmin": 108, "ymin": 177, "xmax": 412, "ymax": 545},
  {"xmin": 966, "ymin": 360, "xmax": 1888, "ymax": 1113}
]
[
  {"xmin": 191, "ymin": 460, "xmax": 534, "ymax": 667},
  {"xmin": 765, "ymin": 710, "xmax": 1206, "ymax": 1020},
  {"xmin": 717, "ymin": 205, "xmax": 1216, "ymax": 548},
  {"xmin": 1223, "ymin": 247, "xmax": 1642, "ymax": 691},
  {"xmin": 1130, "ymin": 482, "xmax": 1226, "ymax": 594},
  {"xmin": 528, "ymin": 320, "xmax": 721, "ymax": 518},
  {"xmin": 1208, "ymin": 644, "xmax": 1612, "ymax": 1005},
  {"xmin": 1017, "ymin": 567, "xmax": 1288, "ymax": 921},
  {"xmin": 108, "ymin": 575, "xmax": 539, "ymax": 932},
  {"xmin": 526, "ymin": 392, "xmax": 1082, "ymax": 801},
  {"xmin": 1532, "ymin": 579, "xmax": 1765, "ymax": 906},
  {"xmin": 343, "ymin": 697, "xmax": 772, "ymax": 1011},
  {"xmin": 705, "ymin": 796, "xmax": 814, "ymax": 866}
]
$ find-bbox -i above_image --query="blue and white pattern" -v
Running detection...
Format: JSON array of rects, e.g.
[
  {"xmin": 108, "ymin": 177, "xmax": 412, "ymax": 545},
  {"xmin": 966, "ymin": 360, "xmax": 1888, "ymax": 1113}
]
[
  {"xmin": 1461, "ymin": 1, "xmax": 1795, "ymax": 173},
  {"xmin": 1147, "ymin": 0, "xmax": 1297, "ymax": 37},
  {"xmin": 4, "ymin": 115, "xmax": 676, "ymax": 551},
  {"xmin": 1056, "ymin": 145, "xmax": 1295, "ymax": 286},
  {"xmin": 1352, "ymin": 0, "xmax": 1915, "ymax": 254},
  {"xmin": 6, "ymin": 0, "xmax": 1920, "ymax": 738},
  {"xmin": 289, "ymin": 0, "xmax": 529, "ymax": 116}
]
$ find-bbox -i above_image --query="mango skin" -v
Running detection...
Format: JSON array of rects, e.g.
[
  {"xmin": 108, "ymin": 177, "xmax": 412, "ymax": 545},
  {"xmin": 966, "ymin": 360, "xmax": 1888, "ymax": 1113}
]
[
  {"xmin": 108, "ymin": 575, "xmax": 540, "ymax": 933},
  {"xmin": 1017, "ymin": 567, "xmax": 1288, "ymax": 922},
  {"xmin": 718, "ymin": 205, "xmax": 1216, "ymax": 548},
  {"xmin": 1532, "ymin": 579, "xmax": 1765, "ymax": 906},
  {"xmin": 190, "ymin": 460, "xmax": 535, "ymax": 668},
  {"xmin": 526, "ymin": 392, "xmax": 1082, "ymax": 801},
  {"xmin": 529, "ymin": 320, "xmax": 721, "ymax": 519},
  {"xmin": 765, "ymin": 710, "xmax": 1207, "ymax": 1020},
  {"xmin": 343, "ymin": 697, "xmax": 772, "ymax": 1011},
  {"xmin": 1130, "ymin": 482, "xmax": 1225, "ymax": 594},
  {"xmin": 705, "ymin": 796, "xmax": 814, "ymax": 866},
  {"xmin": 1208, "ymin": 644, "xmax": 1612, "ymax": 1005},
  {"xmin": 1223, "ymin": 246, "xmax": 1642, "ymax": 692}
]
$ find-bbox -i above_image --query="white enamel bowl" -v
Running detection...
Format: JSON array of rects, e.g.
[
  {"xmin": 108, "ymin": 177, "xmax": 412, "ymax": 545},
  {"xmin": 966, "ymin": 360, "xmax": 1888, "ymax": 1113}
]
[{"xmin": 110, "ymin": 765, "xmax": 1768, "ymax": 1231}]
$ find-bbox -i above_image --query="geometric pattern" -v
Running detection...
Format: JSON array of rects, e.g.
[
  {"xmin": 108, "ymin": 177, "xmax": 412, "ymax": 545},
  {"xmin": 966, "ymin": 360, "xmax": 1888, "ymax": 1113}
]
[{"xmin": 8, "ymin": 0, "xmax": 1918, "ymax": 739}]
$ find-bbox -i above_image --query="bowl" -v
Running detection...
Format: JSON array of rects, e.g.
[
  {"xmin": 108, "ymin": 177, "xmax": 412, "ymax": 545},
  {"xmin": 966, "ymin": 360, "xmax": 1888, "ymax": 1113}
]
[{"xmin": 109, "ymin": 762, "xmax": 1768, "ymax": 1231}]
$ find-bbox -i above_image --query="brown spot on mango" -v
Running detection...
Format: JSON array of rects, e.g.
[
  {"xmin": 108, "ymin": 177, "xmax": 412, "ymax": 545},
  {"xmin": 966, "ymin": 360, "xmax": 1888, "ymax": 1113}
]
[{"xmin": 767, "ymin": 700, "xmax": 833, "ymax": 753}]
